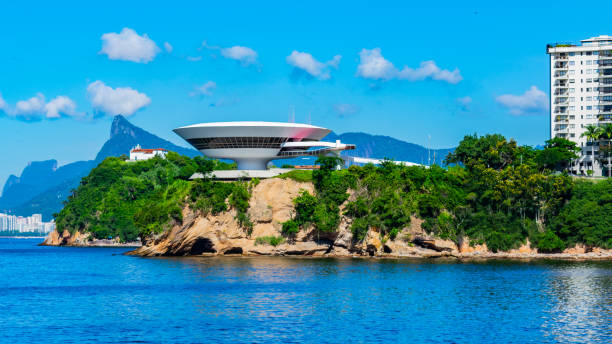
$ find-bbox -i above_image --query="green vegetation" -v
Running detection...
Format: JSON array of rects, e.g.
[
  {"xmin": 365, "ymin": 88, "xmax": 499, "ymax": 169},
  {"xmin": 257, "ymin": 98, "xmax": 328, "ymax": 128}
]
[
  {"xmin": 255, "ymin": 236, "xmax": 285, "ymax": 246},
  {"xmin": 55, "ymin": 152, "xmax": 253, "ymax": 242},
  {"xmin": 276, "ymin": 169, "xmax": 313, "ymax": 182},
  {"xmin": 55, "ymin": 133, "xmax": 612, "ymax": 252}
]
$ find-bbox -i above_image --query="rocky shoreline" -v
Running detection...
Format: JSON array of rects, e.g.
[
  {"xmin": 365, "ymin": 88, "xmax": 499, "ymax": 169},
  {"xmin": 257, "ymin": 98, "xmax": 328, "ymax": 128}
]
[{"xmin": 42, "ymin": 178, "xmax": 612, "ymax": 260}]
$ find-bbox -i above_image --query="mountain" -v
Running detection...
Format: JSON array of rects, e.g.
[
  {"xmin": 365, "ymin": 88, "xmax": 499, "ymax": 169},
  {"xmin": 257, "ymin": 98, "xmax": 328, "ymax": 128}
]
[
  {"xmin": 326, "ymin": 132, "xmax": 452, "ymax": 166},
  {"xmin": 95, "ymin": 115, "xmax": 198, "ymax": 161},
  {"xmin": 277, "ymin": 132, "xmax": 452, "ymax": 166},
  {"xmin": 1, "ymin": 116, "xmax": 453, "ymax": 220},
  {"xmin": 0, "ymin": 115, "xmax": 198, "ymax": 220}
]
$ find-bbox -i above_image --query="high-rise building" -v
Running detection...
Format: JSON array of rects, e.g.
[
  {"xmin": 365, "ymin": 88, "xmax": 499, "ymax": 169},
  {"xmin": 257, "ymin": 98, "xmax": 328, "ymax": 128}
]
[{"xmin": 547, "ymin": 35, "xmax": 612, "ymax": 176}]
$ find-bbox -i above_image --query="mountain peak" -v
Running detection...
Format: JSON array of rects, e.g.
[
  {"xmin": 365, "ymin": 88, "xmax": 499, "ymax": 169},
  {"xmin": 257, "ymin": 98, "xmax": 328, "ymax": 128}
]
[{"xmin": 110, "ymin": 115, "xmax": 137, "ymax": 139}]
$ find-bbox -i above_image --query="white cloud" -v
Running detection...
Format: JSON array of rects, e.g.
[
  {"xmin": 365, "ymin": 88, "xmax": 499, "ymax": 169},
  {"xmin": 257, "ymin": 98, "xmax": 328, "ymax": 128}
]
[
  {"xmin": 87, "ymin": 81, "xmax": 151, "ymax": 116},
  {"xmin": 190, "ymin": 81, "xmax": 217, "ymax": 97},
  {"xmin": 0, "ymin": 93, "xmax": 82, "ymax": 120},
  {"xmin": 495, "ymin": 86, "xmax": 548, "ymax": 115},
  {"xmin": 220, "ymin": 46, "xmax": 258, "ymax": 66},
  {"xmin": 0, "ymin": 93, "xmax": 7, "ymax": 111},
  {"xmin": 186, "ymin": 56, "xmax": 202, "ymax": 62},
  {"xmin": 457, "ymin": 96, "xmax": 472, "ymax": 111},
  {"xmin": 286, "ymin": 51, "xmax": 341, "ymax": 80},
  {"xmin": 100, "ymin": 28, "xmax": 160, "ymax": 63},
  {"xmin": 164, "ymin": 42, "xmax": 173, "ymax": 53},
  {"xmin": 45, "ymin": 96, "xmax": 79, "ymax": 118},
  {"xmin": 202, "ymin": 41, "xmax": 259, "ymax": 66},
  {"xmin": 356, "ymin": 48, "xmax": 462, "ymax": 84},
  {"xmin": 332, "ymin": 103, "xmax": 360, "ymax": 116},
  {"xmin": 15, "ymin": 93, "xmax": 45, "ymax": 115}
]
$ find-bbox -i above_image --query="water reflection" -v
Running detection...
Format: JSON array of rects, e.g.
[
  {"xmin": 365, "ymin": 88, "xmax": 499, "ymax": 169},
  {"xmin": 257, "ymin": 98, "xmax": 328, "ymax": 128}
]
[{"xmin": 542, "ymin": 263, "xmax": 612, "ymax": 343}]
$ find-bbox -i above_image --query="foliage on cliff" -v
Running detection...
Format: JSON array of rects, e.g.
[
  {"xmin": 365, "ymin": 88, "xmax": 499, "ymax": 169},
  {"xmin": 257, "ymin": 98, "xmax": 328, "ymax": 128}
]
[
  {"xmin": 55, "ymin": 133, "xmax": 611, "ymax": 251},
  {"xmin": 55, "ymin": 153, "xmax": 247, "ymax": 242},
  {"xmin": 284, "ymin": 134, "xmax": 609, "ymax": 252}
]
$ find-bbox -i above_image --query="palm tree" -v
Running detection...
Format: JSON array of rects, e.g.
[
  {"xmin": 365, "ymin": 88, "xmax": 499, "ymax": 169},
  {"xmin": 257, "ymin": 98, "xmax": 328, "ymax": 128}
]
[
  {"xmin": 581, "ymin": 124, "xmax": 603, "ymax": 175},
  {"xmin": 599, "ymin": 123, "xmax": 612, "ymax": 177}
]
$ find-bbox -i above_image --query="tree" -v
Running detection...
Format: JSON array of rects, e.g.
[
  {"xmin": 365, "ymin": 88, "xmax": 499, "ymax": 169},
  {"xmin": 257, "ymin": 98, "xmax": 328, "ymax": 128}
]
[
  {"xmin": 445, "ymin": 134, "xmax": 518, "ymax": 170},
  {"xmin": 581, "ymin": 124, "xmax": 603, "ymax": 174},
  {"xmin": 535, "ymin": 137, "xmax": 579, "ymax": 172},
  {"xmin": 599, "ymin": 123, "xmax": 612, "ymax": 177}
]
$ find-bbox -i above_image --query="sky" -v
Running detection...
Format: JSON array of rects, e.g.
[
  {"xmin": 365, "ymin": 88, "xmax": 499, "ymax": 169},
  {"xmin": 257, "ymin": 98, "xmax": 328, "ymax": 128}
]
[{"xmin": 1, "ymin": 0, "xmax": 611, "ymax": 192}]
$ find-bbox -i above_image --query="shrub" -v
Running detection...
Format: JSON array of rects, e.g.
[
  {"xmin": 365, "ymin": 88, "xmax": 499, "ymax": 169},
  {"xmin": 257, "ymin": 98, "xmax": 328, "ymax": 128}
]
[
  {"xmin": 532, "ymin": 230, "xmax": 566, "ymax": 253},
  {"xmin": 282, "ymin": 220, "xmax": 300, "ymax": 236},
  {"xmin": 255, "ymin": 236, "xmax": 285, "ymax": 246}
]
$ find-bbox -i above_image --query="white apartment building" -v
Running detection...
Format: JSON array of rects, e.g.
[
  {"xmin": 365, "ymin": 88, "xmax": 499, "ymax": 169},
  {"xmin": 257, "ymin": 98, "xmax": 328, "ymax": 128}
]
[{"xmin": 547, "ymin": 35, "xmax": 612, "ymax": 176}]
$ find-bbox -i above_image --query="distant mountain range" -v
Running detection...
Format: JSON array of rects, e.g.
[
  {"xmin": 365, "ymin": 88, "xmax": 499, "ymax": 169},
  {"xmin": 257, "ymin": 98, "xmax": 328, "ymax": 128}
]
[{"xmin": 0, "ymin": 116, "xmax": 453, "ymax": 220}]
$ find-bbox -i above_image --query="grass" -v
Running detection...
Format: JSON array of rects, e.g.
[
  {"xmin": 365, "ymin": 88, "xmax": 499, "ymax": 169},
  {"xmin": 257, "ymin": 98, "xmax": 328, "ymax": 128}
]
[
  {"xmin": 276, "ymin": 169, "xmax": 313, "ymax": 182},
  {"xmin": 254, "ymin": 236, "xmax": 285, "ymax": 246}
]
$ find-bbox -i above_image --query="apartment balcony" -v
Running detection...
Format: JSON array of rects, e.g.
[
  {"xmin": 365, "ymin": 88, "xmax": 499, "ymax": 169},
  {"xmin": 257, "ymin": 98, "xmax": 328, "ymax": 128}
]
[
  {"xmin": 554, "ymin": 63, "xmax": 568, "ymax": 69},
  {"xmin": 555, "ymin": 115, "xmax": 569, "ymax": 122},
  {"xmin": 554, "ymin": 109, "xmax": 568, "ymax": 114},
  {"xmin": 554, "ymin": 89, "xmax": 568, "ymax": 95},
  {"xmin": 554, "ymin": 71, "xmax": 569, "ymax": 78}
]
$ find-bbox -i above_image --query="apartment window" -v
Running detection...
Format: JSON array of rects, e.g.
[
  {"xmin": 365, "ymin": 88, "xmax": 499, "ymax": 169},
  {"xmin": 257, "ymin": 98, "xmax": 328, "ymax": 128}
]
[
  {"xmin": 569, "ymin": 88, "xmax": 575, "ymax": 93},
  {"xmin": 570, "ymin": 115, "xmax": 575, "ymax": 119},
  {"xmin": 594, "ymin": 69, "xmax": 599, "ymax": 73},
  {"xmin": 570, "ymin": 79, "xmax": 575, "ymax": 83},
  {"xmin": 586, "ymin": 87, "xmax": 592, "ymax": 92},
  {"xmin": 587, "ymin": 60, "xmax": 592, "ymax": 65},
  {"xmin": 594, "ymin": 78, "xmax": 599, "ymax": 82},
  {"xmin": 569, "ymin": 70, "xmax": 575, "ymax": 75},
  {"xmin": 594, "ymin": 51, "xmax": 599, "ymax": 56},
  {"xmin": 587, "ymin": 96, "xmax": 592, "ymax": 101},
  {"xmin": 570, "ymin": 52, "xmax": 576, "ymax": 56},
  {"xmin": 587, "ymin": 69, "xmax": 592, "ymax": 74},
  {"xmin": 569, "ymin": 106, "xmax": 576, "ymax": 110},
  {"xmin": 587, "ymin": 106, "xmax": 593, "ymax": 110},
  {"xmin": 587, "ymin": 51, "xmax": 592, "ymax": 56},
  {"xmin": 570, "ymin": 133, "xmax": 576, "ymax": 138},
  {"xmin": 594, "ymin": 60, "xmax": 599, "ymax": 64},
  {"xmin": 587, "ymin": 78, "xmax": 592, "ymax": 83},
  {"xmin": 570, "ymin": 61, "xmax": 575, "ymax": 66},
  {"xmin": 570, "ymin": 124, "xmax": 576, "ymax": 129}
]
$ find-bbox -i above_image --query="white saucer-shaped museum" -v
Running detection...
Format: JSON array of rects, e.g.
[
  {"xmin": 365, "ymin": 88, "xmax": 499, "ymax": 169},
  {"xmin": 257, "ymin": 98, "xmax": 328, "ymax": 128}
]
[{"xmin": 173, "ymin": 121, "xmax": 355, "ymax": 170}]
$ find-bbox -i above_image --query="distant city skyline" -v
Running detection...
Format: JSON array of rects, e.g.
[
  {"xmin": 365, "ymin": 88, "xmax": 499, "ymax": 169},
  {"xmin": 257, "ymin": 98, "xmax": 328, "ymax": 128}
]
[
  {"xmin": 0, "ymin": 212, "xmax": 55, "ymax": 235},
  {"xmin": 2, "ymin": 1, "xmax": 612, "ymax": 192}
]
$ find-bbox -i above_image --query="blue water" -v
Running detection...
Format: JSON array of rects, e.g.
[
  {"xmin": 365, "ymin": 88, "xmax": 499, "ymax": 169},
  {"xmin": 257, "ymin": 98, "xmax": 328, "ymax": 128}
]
[{"xmin": 1, "ymin": 239, "xmax": 611, "ymax": 343}]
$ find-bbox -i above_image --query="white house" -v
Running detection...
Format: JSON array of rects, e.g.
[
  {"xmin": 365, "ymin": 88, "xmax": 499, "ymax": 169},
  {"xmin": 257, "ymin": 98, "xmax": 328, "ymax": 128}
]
[{"xmin": 129, "ymin": 144, "xmax": 168, "ymax": 161}]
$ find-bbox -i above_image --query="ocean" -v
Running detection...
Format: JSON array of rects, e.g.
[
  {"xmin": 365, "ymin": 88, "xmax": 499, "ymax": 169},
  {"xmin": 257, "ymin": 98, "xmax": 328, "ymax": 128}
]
[{"xmin": 1, "ymin": 238, "xmax": 611, "ymax": 343}]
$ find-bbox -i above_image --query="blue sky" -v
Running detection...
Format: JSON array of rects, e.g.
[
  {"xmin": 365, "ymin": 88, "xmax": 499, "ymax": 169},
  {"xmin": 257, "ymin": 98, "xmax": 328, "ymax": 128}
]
[{"xmin": 1, "ymin": 0, "xmax": 611, "ymax": 191}]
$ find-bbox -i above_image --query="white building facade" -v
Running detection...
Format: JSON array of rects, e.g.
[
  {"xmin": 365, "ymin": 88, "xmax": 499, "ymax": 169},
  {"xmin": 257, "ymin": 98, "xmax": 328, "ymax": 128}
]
[
  {"xmin": 129, "ymin": 145, "xmax": 168, "ymax": 161},
  {"xmin": 547, "ymin": 35, "xmax": 612, "ymax": 176}
]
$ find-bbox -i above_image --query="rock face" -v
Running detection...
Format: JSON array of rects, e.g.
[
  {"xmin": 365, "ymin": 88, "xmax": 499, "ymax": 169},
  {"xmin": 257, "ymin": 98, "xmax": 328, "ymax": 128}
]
[
  {"xmin": 40, "ymin": 229, "xmax": 140, "ymax": 247},
  {"xmin": 43, "ymin": 178, "xmax": 612, "ymax": 259}
]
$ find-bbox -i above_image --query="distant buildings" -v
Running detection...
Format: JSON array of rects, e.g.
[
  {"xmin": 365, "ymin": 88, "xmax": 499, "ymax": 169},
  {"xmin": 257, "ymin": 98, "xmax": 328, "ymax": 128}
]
[
  {"xmin": 547, "ymin": 35, "xmax": 612, "ymax": 176},
  {"xmin": 129, "ymin": 144, "xmax": 168, "ymax": 161},
  {"xmin": 0, "ymin": 212, "xmax": 55, "ymax": 234}
]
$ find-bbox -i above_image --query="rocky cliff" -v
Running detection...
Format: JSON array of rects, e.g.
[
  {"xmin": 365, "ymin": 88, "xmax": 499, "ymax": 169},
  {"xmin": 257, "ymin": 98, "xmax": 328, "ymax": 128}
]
[{"xmin": 43, "ymin": 178, "xmax": 612, "ymax": 259}]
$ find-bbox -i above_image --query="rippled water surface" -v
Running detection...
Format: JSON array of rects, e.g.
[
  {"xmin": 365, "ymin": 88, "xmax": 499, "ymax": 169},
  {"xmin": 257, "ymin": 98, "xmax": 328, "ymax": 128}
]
[{"xmin": 1, "ymin": 238, "xmax": 611, "ymax": 343}]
